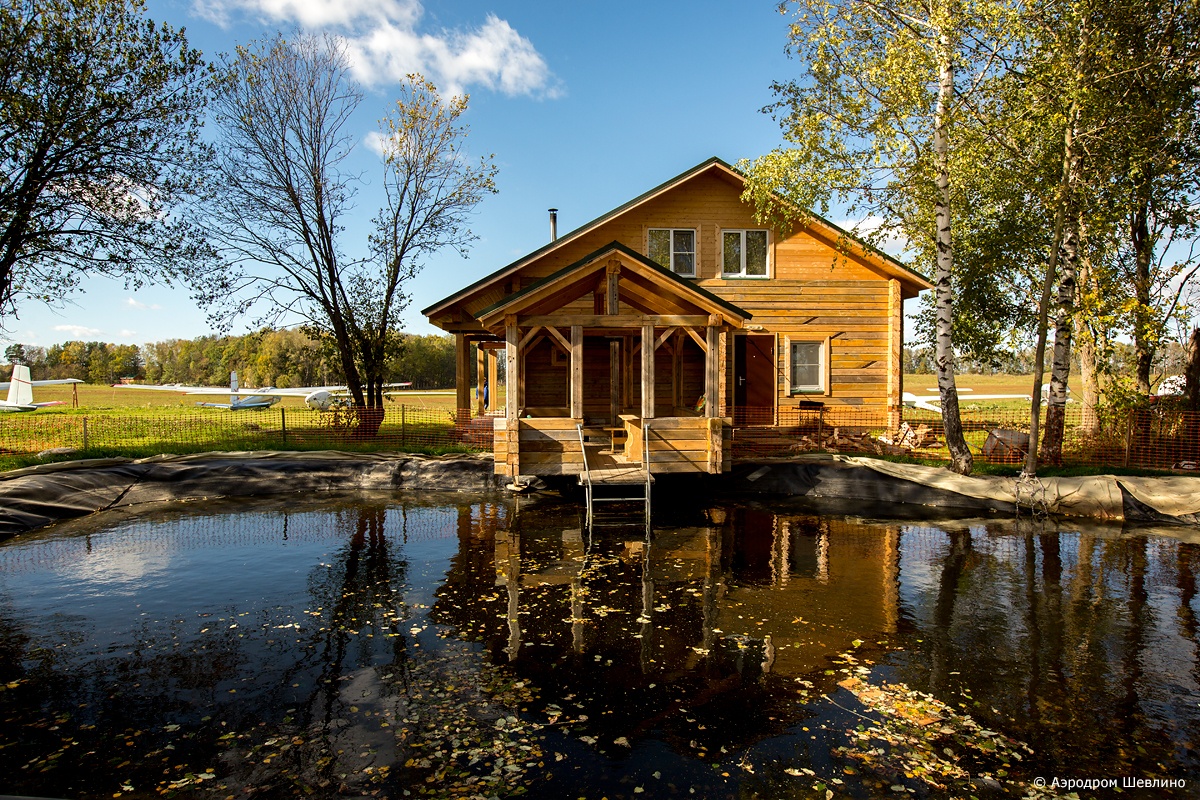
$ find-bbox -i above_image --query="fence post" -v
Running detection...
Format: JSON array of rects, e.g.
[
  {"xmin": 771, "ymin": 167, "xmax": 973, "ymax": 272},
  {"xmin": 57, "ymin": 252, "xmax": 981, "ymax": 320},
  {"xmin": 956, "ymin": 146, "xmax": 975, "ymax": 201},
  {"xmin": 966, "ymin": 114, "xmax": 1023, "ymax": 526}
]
[
  {"xmin": 401, "ymin": 405, "xmax": 406, "ymax": 447},
  {"xmin": 1124, "ymin": 412, "xmax": 1133, "ymax": 467},
  {"xmin": 82, "ymin": 417, "xmax": 88, "ymax": 451},
  {"xmin": 280, "ymin": 407, "xmax": 287, "ymax": 444}
]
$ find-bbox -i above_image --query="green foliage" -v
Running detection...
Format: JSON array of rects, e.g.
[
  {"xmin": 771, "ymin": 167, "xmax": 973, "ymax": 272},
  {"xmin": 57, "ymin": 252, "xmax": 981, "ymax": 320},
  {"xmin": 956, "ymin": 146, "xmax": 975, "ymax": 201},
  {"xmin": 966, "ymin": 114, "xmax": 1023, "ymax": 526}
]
[{"xmin": 0, "ymin": 0, "xmax": 223, "ymax": 321}]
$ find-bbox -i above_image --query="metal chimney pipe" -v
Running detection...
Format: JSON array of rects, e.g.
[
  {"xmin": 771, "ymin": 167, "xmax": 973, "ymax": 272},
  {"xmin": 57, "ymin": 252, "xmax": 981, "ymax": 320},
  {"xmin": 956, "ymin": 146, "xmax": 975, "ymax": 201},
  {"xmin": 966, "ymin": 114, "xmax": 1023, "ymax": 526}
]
[{"xmin": 549, "ymin": 208, "xmax": 558, "ymax": 241}]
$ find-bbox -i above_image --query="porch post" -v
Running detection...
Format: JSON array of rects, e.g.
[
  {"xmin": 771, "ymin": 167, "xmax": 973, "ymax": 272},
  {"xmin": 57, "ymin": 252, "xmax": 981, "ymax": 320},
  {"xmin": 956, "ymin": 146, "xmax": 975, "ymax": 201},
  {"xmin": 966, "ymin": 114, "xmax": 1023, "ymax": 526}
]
[
  {"xmin": 570, "ymin": 325, "xmax": 583, "ymax": 419},
  {"xmin": 642, "ymin": 322, "xmax": 655, "ymax": 419},
  {"xmin": 475, "ymin": 342, "xmax": 486, "ymax": 415},
  {"xmin": 487, "ymin": 349, "xmax": 498, "ymax": 411},
  {"xmin": 506, "ymin": 316, "xmax": 520, "ymax": 421},
  {"xmin": 455, "ymin": 332, "xmax": 471, "ymax": 419},
  {"xmin": 705, "ymin": 320, "xmax": 719, "ymax": 419},
  {"xmin": 672, "ymin": 329, "xmax": 683, "ymax": 411},
  {"xmin": 886, "ymin": 278, "xmax": 903, "ymax": 433},
  {"xmin": 607, "ymin": 259, "xmax": 621, "ymax": 423}
]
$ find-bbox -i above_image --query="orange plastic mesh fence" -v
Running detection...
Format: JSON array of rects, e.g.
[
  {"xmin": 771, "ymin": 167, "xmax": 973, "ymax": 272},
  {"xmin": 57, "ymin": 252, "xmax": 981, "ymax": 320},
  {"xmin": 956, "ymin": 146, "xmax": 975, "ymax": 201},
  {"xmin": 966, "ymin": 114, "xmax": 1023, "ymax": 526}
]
[{"xmin": 724, "ymin": 404, "xmax": 1200, "ymax": 472}]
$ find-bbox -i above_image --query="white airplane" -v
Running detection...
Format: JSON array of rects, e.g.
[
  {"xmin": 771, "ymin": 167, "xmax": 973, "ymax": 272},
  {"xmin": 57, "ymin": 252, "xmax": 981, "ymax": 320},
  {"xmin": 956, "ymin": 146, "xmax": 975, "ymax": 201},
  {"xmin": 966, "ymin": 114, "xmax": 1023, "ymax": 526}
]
[
  {"xmin": 0, "ymin": 364, "xmax": 83, "ymax": 412},
  {"xmin": 903, "ymin": 387, "xmax": 1032, "ymax": 413},
  {"xmin": 116, "ymin": 372, "xmax": 412, "ymax": 411}
]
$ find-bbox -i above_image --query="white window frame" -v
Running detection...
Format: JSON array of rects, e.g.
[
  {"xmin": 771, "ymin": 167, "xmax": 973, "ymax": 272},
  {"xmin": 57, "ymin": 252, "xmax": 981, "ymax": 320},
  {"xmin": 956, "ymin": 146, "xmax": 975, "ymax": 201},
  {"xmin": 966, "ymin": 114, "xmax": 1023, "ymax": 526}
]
[
  {"xmin": 647, "ymin": 227, "xmax": 697, "ymax": 277},
  {"xmin": 721, "ymin": 229, "xmax": 770, "ymax": 278},
  {"xmin": 785, "ymin": 336, "xmax": 830, "ymax": 395}
]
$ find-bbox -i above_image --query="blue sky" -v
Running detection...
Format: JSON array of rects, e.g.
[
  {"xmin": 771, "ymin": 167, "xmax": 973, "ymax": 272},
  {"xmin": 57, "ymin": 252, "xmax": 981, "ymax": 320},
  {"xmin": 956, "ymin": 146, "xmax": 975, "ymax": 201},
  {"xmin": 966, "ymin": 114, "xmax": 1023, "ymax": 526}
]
[{"xmin": 5, "ymin": 0, "xmax": 815, "ymax": 349}]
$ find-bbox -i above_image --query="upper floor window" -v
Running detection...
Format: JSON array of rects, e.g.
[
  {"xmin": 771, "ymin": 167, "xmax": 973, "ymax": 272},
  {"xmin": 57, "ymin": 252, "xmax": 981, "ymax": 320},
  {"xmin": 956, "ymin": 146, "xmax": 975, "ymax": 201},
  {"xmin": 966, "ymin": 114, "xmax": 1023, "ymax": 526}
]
[
  {"xmin": 722, "ymin": 229, "xmax": 769, "ymax": 277},
  {"xmin": 648, "ymin": 228, "xmax": 696, "ymax": 277}
]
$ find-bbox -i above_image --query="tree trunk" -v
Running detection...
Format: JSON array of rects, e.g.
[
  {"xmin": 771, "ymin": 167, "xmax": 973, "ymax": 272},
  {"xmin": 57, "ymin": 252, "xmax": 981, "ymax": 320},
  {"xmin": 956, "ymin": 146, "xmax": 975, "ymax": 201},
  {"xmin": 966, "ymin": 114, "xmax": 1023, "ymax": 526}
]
[
  {"xmin": 1187, "ymin": 328, "xmax": 1200, "ymax": 463},
  {"xmin": 1041, "ymin": 210, "xmax": 1080, "ymax": 465},
  {"xmin": 1130, "ymin": 187, "xmax": 1155, "ymax": 394},
  {"xmin": 1076, "ymin": 248, "xmax": 1101, "ymax": 436},
  {"xmin": 933, "ymin": 35, "xmax": 972, "ymax": 476},
  {"xmin": 1187, "ymin": 328, "xmax": 1200, "ymax": 410},
  {"xmin": 1025, "ymin": 98, "xmax": 1081, "ymax": 477}
]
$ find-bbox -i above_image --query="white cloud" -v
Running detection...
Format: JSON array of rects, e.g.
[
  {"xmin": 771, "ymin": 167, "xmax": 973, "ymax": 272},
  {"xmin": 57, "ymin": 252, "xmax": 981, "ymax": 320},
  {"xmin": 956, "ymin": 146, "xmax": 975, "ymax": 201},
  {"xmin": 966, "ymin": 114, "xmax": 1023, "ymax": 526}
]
[
  {"xmin": 194, "ymin": 0, "xmax": 558, "ymax": 98},
  {"xmin": 125, "ymin": 297, "xmax": 162, "ymax": 311},
  {"xmin": 54, "ymin": 324, "xmax": 102, "ymax": 338},
  {"xmin": 363, "ymin": 131, "xmax": 390, "ymax": 158},
  {"xmin": 117, "ymin": 330, "xmax": 139, "ymax": 339},
  {"xmin": 199, "ymin": 0, "xmax": 421, "ymax": 28}
]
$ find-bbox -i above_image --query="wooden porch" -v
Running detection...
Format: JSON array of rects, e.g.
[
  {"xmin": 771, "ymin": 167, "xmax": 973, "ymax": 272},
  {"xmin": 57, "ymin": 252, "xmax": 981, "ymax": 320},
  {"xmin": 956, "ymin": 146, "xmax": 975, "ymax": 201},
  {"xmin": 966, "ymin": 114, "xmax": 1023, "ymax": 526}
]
[
  {"xmin": 455, "ymin": 242, "xmax": 748, "ymax": 479},
  {"xmin": 493, "ymin": 414, "xmax": 733, "ymax": 477}
]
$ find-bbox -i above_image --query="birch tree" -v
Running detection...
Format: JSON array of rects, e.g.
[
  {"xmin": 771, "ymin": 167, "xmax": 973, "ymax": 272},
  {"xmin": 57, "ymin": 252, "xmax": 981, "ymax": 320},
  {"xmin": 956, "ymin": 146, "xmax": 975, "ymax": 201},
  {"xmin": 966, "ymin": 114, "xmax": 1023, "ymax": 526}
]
[{"xmin": 743, "ymin": 0, "xmax": 1021, "ymax": 475}]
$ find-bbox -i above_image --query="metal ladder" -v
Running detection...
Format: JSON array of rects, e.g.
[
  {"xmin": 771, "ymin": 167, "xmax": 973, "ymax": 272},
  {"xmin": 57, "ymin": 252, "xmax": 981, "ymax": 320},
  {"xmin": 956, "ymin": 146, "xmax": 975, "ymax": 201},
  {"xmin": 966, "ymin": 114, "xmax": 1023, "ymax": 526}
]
[{"xmin": 577, "ymin": 422, "xmax": 652, "ymax": 533}]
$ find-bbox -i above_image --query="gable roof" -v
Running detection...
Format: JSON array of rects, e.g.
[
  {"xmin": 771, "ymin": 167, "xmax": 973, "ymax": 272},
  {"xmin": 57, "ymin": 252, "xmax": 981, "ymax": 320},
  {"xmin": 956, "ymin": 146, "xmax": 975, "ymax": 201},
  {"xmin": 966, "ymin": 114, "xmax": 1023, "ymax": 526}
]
[
  {"xmin": 421, "ymin": 156, "xmax": 931, "ymax": 320},
  {"xmin": 474, "ymin": 241, "xmax": 751, "ymax": 328}
]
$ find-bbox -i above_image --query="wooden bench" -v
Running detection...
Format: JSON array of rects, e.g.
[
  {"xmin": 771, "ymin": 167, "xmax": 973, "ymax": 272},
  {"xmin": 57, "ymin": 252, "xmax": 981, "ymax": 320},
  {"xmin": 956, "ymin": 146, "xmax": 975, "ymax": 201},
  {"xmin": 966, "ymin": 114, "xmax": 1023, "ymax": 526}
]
[{"xmin": 601, "ymin": 426, "xmax": 627, "ymax": 454}]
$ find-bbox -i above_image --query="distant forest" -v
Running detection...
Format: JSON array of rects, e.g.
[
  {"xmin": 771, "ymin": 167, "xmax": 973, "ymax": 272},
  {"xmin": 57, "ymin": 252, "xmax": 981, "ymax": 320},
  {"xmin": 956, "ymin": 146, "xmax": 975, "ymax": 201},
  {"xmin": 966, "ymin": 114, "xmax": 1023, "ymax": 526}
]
[{"xmin": 1, "ymin": 330, "xmax": 463, "ymax": 390}]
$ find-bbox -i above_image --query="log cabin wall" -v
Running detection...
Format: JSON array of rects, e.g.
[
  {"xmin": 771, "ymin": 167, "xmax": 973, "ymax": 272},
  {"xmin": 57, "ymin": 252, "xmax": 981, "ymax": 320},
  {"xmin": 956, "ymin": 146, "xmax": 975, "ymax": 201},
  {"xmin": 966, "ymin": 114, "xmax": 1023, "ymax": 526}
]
[
  {"xmin": 461, "ymin": 172, "xmax": 904, "ymax": 414},
  {"xmin": 522, "ymin": 338, "xmax": 568, "ymax": 414}
]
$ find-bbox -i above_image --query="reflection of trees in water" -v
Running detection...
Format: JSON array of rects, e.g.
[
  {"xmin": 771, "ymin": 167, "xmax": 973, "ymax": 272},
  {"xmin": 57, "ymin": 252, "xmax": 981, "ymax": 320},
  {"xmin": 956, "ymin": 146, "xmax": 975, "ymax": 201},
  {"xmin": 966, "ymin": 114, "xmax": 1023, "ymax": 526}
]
[
  {"xmin": 0, "ymin": 502, "xmax": 421, "ymax": 799},
  {"xmin": 902, "ymin": 524, "xmax": 1200, "ymax": 780},
  {"xmin": 214, "ymin": 504, "xmax": 415, "ymax": 797}
]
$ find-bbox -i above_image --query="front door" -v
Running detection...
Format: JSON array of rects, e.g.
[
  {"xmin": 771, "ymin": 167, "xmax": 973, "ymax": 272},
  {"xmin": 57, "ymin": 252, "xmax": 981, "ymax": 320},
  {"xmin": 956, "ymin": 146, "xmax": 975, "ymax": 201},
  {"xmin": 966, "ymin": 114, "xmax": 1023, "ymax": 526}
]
[{"xmin": 734, "ymin": 334, "xmax": 775, "ymax": 424}]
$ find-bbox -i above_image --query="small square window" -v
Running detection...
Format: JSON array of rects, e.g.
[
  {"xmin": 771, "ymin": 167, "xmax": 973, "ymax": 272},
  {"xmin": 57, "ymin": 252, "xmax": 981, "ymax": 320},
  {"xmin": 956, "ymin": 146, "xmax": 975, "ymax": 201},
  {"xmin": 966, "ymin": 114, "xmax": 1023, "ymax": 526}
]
[
  {"xmin": 722, "ymin": 229, "xmax": 769, "ymax": 277},
  {"xmin": 790, "ymin": 341, "xmax": 824, "ymax": 393},
  {"xmin": 648, "ymin": 228, "xmax": 696, "ymax": 277}
]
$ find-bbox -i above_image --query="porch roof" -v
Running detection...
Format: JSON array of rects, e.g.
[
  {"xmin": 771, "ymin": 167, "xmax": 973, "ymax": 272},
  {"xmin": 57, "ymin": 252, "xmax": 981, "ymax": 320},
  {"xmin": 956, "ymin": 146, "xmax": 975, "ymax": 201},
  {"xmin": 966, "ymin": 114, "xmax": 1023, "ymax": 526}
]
[{"xmin": 475, "ymin": 241, "xmax": 752, "ymax": 330}]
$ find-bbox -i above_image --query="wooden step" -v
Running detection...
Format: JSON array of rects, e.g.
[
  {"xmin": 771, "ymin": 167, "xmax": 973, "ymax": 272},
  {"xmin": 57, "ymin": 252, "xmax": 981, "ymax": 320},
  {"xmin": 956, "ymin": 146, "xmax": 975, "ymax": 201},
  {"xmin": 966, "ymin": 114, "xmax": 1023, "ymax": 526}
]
[{"xmin": 580, "ymin": 465, "xmax": 653, "ymax": 485}]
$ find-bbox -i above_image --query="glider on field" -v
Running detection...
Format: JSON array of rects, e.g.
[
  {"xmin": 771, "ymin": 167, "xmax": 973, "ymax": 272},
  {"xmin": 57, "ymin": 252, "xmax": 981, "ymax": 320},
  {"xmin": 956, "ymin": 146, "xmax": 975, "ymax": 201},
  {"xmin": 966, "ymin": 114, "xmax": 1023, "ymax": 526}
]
[
  {"xmin": 902, "ymin": 387, "xmax": 1035, "ymax": 413},
  {"xmin": 0, "ymin": 364, "xmax": 83, "ymax": 412},
  {"xmin": 116, "ymin": 372, "xmax": 412, "ymax": 411}
]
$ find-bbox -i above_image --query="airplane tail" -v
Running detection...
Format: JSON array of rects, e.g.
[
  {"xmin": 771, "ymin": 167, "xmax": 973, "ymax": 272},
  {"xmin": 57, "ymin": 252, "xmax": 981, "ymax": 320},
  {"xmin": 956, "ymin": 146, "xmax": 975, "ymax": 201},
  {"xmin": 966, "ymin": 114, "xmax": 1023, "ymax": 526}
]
[{"xmin": 7, "ymin": 365, "xmax": 33, "ymax": 406}]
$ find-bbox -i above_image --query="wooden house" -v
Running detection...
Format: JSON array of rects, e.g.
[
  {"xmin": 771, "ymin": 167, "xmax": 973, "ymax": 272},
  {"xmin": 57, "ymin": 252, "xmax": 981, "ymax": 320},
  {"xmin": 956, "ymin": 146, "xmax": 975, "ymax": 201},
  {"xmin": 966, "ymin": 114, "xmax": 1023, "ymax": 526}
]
[{"xmin": 422, "ymin": 157, "xmax": 931, "ymax": 480}]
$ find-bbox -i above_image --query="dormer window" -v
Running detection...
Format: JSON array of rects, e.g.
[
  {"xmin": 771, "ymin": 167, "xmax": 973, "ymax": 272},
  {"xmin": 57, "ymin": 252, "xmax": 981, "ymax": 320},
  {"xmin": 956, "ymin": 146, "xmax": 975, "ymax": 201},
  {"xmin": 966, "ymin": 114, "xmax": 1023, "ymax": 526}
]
[{"xmin": 648, "ymin": 228, "xmax": 696, "ymax": 277}]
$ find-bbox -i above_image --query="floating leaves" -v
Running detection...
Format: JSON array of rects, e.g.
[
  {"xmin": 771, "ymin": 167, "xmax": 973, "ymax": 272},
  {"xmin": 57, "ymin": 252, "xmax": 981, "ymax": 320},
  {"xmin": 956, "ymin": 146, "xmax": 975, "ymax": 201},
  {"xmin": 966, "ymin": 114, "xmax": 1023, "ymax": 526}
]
[{"xmin": 832, "ymin": 668, "xmax": 1038, "ymax": 797}]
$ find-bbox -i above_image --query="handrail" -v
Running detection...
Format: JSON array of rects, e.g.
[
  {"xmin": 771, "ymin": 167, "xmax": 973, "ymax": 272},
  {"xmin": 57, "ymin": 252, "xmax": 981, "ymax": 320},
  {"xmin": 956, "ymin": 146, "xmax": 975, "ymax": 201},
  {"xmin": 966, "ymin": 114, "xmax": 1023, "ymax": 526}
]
[
  {"xmin": 577, "ymin": 423, "xmax": 593, "ymax": 527},
  {"xmin": 643, "ymin": 421, "xmax": 652, "ymax": 527}
]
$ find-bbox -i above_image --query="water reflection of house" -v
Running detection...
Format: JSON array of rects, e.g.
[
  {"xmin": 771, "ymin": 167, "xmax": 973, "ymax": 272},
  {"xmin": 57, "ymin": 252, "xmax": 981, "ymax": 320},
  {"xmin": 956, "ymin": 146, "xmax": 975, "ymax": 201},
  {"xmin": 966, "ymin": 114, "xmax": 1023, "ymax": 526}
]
[
  {"xmin": 488, "ymin": 505, "xmax": 900, "ymax": 677},
  {"xmin": 715, "ymin": 508, "xmax": 900, "ymax": 674}
]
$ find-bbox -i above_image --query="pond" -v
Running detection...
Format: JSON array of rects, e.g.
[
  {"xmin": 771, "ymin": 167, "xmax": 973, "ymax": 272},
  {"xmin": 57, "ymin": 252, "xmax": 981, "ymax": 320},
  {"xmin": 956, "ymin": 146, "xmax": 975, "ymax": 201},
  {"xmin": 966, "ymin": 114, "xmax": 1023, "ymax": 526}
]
[{"xmin": 0, "ymin": 491, "xmax": 1197, "ymax": 799}]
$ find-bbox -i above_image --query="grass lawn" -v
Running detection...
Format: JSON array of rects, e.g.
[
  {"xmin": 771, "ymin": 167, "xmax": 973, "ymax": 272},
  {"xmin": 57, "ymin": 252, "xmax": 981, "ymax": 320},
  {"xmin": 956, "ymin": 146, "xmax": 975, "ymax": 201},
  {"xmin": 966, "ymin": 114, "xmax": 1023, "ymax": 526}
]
[
  {"xmin": 19, "ymin": 383, "xmax": 464, "ymax": 413},
  {"xmin": 3, "ymin": 376, "xmax": 1187, "ymax": 478},
  {"xmin": 0, "ymin": 384, "xmax": 491, "ymax": 472}
]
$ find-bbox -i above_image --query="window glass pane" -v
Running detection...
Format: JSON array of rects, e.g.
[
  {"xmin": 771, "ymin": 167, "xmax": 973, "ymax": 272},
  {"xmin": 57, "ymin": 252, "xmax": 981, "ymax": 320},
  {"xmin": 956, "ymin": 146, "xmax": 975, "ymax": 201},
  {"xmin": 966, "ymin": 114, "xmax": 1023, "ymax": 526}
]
[
  {"xmin": 648, "ymin": 229, "xmax": 670, "ymax": 267},
  {"xmin": 746, "ymin": 230, "xmax": 768, "ymax": 275},
  {"xmin": 673, "ymin": 229, "xmax": 694, "ymax": 254},
  {"xmin": 673, "ymin": 230, "xmax": 695, "ymax": 275},
  {"xmin": 792, "ymin": 342, "xmax": 821, "ymax": 389},
  {"xmin": 723, "ymin": 232, "xmax": 741, "ymax": 274}
]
